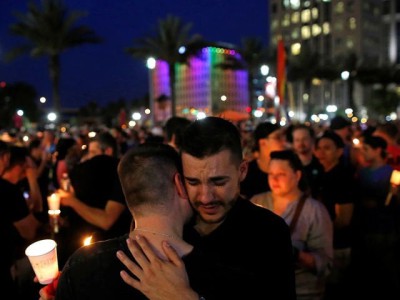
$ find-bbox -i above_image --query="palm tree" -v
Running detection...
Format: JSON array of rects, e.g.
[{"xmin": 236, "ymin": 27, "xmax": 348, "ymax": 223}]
[
  {"xmin": 239, "ymin": 37, "xmax": 270, "ymax": 117},
  {"xmin": 7, "ymin": 0, "xmax": 101, "ymax": 113},
  {"xmin": 125, "ymin": 15, "xmax": 202, "ymax": 117}
]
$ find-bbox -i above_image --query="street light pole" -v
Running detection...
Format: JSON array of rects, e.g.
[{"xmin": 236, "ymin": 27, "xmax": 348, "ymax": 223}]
[{"xmin": 146, "ymin": 57, "xmax": 156, "ymax": 127}]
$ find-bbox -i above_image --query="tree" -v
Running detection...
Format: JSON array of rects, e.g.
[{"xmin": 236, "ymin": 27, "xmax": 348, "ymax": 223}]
[
  {"xmin": 125, "ymin": 15, "xmax": 202, "ymax": 116},
  {"xmin": 7, "ymin": 0, "xmax": 101, "ymax": 113},
  {"xmin": 239, "ymin": 37, "xmax": 270, "ymax": 117}
]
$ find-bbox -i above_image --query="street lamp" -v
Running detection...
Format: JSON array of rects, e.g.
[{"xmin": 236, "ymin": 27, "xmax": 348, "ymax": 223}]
[
  {"xmin": 146, "ymin": 57, "xmax": 156, "ymax": 126},
  {"xmin": 341, "ymin": 71, "xmax": 350, "ymax": 108}
]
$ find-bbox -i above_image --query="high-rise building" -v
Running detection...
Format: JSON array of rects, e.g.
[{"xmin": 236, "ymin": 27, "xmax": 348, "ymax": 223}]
[
  {"xmin": 269, "ymin": 0, "xmax": 390, "ymax": 119},
  {"xmin": 149, "ymin": 43, "xmax": 249, "ymax": 124}
]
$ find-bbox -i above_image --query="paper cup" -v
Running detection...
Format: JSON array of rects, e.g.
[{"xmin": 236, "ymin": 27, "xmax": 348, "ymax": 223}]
[{"xmin": 25, "ymin": 239, "xmax": 59, "ymax": 284}]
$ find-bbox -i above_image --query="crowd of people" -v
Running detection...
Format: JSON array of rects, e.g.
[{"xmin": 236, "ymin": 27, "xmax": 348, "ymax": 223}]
[{"xmin": 1, "ymin": 114, "xmax": 400, "ymax": 299}]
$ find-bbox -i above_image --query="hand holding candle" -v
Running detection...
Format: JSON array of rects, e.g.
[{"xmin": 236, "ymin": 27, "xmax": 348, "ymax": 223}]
[{"xmin": 25, "ymin": 239, "xmax": 59, "ymax": 285}]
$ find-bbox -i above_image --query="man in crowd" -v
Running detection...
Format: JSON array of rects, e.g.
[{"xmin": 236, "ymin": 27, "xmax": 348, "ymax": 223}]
[
  {"xmin": 117, "ymin": 117, "xmax": 296, "ymax": 299},
  {"xmin": 57, "ymin": 131, "xmax": 132, "ymax": 267},
  {"xmin": 240, "ymin": 121, "xmax": 286, "ymax": 199}
]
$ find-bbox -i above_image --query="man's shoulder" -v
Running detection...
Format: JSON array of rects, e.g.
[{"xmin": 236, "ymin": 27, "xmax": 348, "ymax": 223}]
[{"xmin": 63, "ymin": 234, "xmax": 127, "ymax": 269}]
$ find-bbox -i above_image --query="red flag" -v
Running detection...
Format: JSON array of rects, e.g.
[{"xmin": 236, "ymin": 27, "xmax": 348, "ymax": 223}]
[{"xmin": 276, "ymin": 39, "xmax": 286, "ymax": 119}]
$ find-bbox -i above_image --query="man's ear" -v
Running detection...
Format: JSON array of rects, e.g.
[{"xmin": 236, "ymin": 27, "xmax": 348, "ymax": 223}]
[
  {"xmin": 174, "ymin": 173, "xmax": 188, "ymax": 199},
  {"xmin": 239, "ymin": 160, "xmax": 248, "ymax": 182}
]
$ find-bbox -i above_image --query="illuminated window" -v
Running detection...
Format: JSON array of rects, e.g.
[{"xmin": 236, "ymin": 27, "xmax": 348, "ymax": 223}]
[
  {"xmin": 292, "ymin": 12, "xmax": 300, "ymax": 23},
  {"xmin": 349, "ymin": 17, "xmax": 356, "ymax": 30},
  {"xmin": 346, "ymin": 39, "xmax": 354, "ymax": 49},
  {"xmin": 335, "ymin": 2, "xmax": 344, "ymax": 13},
  {"xmin": 301, "ymin": 9, "xmax": 311, "ymax": 23},
  {"xmin": 312, "ymin": 7, "xmax": 319, "ymax": 19},
  {"xmin": 282, "ymin": 13, "xmax": 291, "ymax": 27},
  {"xmin": 291, "ymin": 29, "xmax": 300, "ymax": 39},
  {"xmin": 312, "ymin": 24, "xmax": 321, "ymax": 36},
  {"xmin": 291, "ymin": 43, "xmax": 301, "ymax": 55},
  {"xmin": 290, "ymin": 0, "xmax": 300, "ymax": 9},
  {"xmin": 271, "ymin": 19, "xmax": 279, "ymax": 30},
  {"xmin": 301, "ymin": 26, "xmax": 311, "ymax": 39},
  {"xmin": 323, "ymin": 22, "xmax": 330, "ymax": 34}
]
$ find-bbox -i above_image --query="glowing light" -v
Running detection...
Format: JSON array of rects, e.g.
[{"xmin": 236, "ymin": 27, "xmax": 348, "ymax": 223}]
[
  {"xmin": 17, "ymin": 110, "xmax": 24, "ymax": 116},
  {"xmin": 23, "ymin": 135, "xmax": 29, "ymax": 142},
  {"xmin": 47, "ymin": 112, "xmax": 57, "ymax": 122},
  {"xmin": 258, "ymin": 95, "xmax": 264, "ymax": 101},
  {"xmin": 129, "ymin": 120, "xmax": 136, "ymax": 127},
  {"xmin": 326, "ymin": 105, "xmax": 337, "ymax": 113},
  {"xmin": 197, "ymin": 112, "xmax": 206, "ymax": 119},
  {"xmin": 83, "ymin": 236, "xmax": 93, "ymax": 246},
  {"xmin": 220, "ymin": 95, "xmax": 227, "ymax": 101},
  {"xmin": 132, "ymin": 112, "xmax": 141, "ymax": 120},
  {"xmin": 260, "ymin": 65, "xmax": 269, "ymax": 76},
  {"xmin": 341, "ymin": 71, "xmax": 350, "ymax": 80},
  {"xmin": 40, "ymin": 97, "xmax": 46, "ymax": 104},
  {"xmin": 144, "ymin": 108, "xmax": 151, "ymax": 114},
  {"xmin": 88, "ymin": 131, "xmax": 96, "ymax": 138},
  {"xmin": 345, "ymin": 108, "xmax": 353, "ymax": 114},
  {"xmin": 146, "ymin": 57, "xmax": 156, "ymax": 69},
  {"xmin": 352, "ymin": 138, "xmax": 360, "ymax": 146},
  {"xmin": 178, "ymin": 46, "xmax": 186, "ymax": 54},
  {"xmin": 253, "ymin": 110, "xmax": 263, "ymax": 118}
]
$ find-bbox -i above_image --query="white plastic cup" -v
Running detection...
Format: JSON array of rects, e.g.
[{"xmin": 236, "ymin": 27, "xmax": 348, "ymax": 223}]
[{"xmin": 25, "ymin": 239, "xmax": 59, "ymax": 284}]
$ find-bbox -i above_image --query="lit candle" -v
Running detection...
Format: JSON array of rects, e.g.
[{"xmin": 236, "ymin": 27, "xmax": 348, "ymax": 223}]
[
  {"xmin": 385, "ymin": 170, "xmax": 400, "ymax": 206},
  {"xmin": 47, "ymin": 193, "xmax": 60, "ymax": 211},
  {"xmin": 390, "ymin": 170, "xmax": 400, "ymax": 186},
  {"xmin": 83, "ymin": 236, "xmax": 93, "ymax": 246}
]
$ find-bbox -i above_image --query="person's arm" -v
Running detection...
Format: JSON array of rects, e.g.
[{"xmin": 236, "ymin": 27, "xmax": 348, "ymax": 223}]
[
  {"xmin": 14, "ymin": 213, "xmax": 40, "ymax": 241},
  {"xmin": 116, "ymin": 235, "xmax": 199, "ymax": 300},
  {"xmin": 334, "ymin": 202, "xmax": 354, "ymax": 228},
  {"xmin": 25, "ymin": 157, "xmax": 43, "ymax": 212},
  {"xmin": 59, "ymin": 189, "xmax": 126, "ymax": 230}
]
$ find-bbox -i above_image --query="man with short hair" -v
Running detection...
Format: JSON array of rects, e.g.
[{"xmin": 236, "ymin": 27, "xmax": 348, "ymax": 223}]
[
  {"xmin": 57, "ymin": 131, "xmax": 131, "ymax": 267},
  {"xmin": 240, "ymin": 121, "xmax": 287, "ymax": 199},
  {"xmin": 291, "ymin": 124, "xmax": 324, "ymax": 198},
  {"xmin": 118, "ymin": 117, "xmax": 296, "ymax": 299}
]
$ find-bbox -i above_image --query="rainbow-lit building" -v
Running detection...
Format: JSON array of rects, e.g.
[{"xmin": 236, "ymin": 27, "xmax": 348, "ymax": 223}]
[{"xmin": 150, "ymin": 44, "xmax": 249, "ymax": 123}]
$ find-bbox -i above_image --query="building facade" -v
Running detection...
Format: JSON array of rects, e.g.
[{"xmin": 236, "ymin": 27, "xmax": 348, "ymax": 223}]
[
  {"xmin": 149, "ymin": 44, "xmax": 249, "ymax": 124},
  {"xmin": 269, "ymin": 0, "xmax": 394, "ymax": 120}
]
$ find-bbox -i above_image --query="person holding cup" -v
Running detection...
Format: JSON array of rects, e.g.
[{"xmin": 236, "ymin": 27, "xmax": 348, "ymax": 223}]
[{"xmin": 0, "ymin": 145, "xmax": 44, "ymax": 298}]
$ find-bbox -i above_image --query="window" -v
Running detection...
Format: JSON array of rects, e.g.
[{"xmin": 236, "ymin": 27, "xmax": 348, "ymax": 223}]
[
  {"xmin": 301, "ymin": 26, "xmax": 311, "ymax": 39},
  {"xmin": 291, "ymin": 43, "xmax": 301, "ymax": 55}
]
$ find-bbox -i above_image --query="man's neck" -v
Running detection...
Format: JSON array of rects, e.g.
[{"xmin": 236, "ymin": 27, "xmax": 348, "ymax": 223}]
[{"xmin": 130, "ymin": 217, "xmax": 192, "ymax": 259}]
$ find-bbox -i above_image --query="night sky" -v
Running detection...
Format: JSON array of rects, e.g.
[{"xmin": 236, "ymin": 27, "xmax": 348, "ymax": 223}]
[{"xmin": 1, "ymin": 0, "xmax": 269, "ymax": 109}]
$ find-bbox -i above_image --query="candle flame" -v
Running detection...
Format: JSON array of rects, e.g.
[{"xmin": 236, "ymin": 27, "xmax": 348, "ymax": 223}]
[
  {"xmin": 390, "ymin": 170, "xmax": 400, "ymax": 186},
  {"xmin": 83, "ymin": 236, "xmax": 93, "ymax": 246}
]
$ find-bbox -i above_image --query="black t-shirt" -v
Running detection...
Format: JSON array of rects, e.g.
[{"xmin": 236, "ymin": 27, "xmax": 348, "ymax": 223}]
[
  {"xmin": 302, "ymin": 155, "xmax": 324, "ymax": 198},
  {"xmin": 240, "ymin": 159, "xmax": 270, "ymax": 199},
  {"xmin": 56, "ymin": 234, "xmax": 254, "ymax": 300},
  {"xmin": 184, "ymin": 197, "xmax": 297, "ymax": 300},
  {"xmin": 59, "ymin": 155, "xmax": 132, "ymax": 266},
  {"xmin": 0, "ymin": 178, "xmax": 31, "ymax": 291},
  {"xmin": 316, "ymin": 162, "xmax": 356, "ymax": 249}
]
